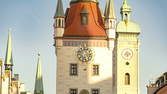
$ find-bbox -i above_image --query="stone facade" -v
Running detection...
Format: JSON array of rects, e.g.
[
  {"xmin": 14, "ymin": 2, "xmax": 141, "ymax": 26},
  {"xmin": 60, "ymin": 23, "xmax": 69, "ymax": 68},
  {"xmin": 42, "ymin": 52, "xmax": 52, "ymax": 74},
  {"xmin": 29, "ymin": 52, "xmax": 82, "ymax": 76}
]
[{"xmin": 56, "ymin": 42, "xmax": 114, "ymax": 94}]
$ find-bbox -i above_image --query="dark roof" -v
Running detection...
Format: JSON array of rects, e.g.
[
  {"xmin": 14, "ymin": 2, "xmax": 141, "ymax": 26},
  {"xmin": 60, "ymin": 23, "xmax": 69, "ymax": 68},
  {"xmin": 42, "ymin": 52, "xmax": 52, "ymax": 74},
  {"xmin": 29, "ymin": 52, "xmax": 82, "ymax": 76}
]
[
  {"xmin": 54, "ymin": 0, "xmax": 64, "ymax": 18},
  {"xmin": 154, "ymin": 84, "xmax": 167, "ymax": 94}
]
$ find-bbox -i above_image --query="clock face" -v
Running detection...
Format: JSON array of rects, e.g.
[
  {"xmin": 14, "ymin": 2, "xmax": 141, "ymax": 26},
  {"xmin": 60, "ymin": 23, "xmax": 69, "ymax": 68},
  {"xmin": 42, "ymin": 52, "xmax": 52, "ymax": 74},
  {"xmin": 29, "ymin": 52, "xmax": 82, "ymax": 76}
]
[
  {"xmin": 122, "ymin": 48, "xmax": 133, "ymax": 60},
  {"xmin": 77, "ymin": 46, "xmax": 94, "ymax": 62}
]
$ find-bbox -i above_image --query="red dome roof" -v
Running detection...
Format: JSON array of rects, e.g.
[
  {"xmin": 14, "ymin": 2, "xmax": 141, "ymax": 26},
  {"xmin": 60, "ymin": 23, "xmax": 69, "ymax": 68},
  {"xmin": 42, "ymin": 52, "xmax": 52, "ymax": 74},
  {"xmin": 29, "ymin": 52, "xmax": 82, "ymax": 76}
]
[{"xmin": 64, "ymin": 2, "xmax": 106, "ymax": 37}]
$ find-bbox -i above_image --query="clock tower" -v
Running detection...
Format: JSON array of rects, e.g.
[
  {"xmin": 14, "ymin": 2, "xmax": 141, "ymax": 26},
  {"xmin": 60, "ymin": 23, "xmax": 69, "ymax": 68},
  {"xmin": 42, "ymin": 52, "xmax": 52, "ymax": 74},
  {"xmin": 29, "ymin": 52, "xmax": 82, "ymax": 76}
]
[
  {"xmin": 113, "ymin": 0, "xmax": 140, "ymax": 94},
  {"xmin": 53, "ymin": 0, "xmax": 140, "ymax": 94},
  {"xmin": 54, "ymin": 0, "xmax": 116, "ymax": 94}
]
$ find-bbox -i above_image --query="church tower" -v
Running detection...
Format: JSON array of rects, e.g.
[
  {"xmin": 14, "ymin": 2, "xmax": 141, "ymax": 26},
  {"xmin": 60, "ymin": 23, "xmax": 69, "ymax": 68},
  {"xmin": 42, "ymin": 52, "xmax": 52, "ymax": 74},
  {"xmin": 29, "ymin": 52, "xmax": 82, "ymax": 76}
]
[
  {"xmin": 3, "ymin": 31, "xmax": 14, "ymax": 94},
  {"xmin": 54, "ymin": 0, "xmax": 115, "ymax": 94},
  {"xmin": 113, "ymin": 0, "xmax": 140, "ymax": 94}
]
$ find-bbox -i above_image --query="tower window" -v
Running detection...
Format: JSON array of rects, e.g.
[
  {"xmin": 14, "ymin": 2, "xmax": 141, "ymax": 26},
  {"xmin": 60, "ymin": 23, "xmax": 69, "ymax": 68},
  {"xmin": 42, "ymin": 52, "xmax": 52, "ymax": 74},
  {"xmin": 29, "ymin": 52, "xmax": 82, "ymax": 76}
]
[
  {"xmin": 81, "ymin": 15, "xmax": 88, "ymax": 25},
  {"xmin": 70, "ymin": 64, "xmax": 78, "ymax": 76},
  {"xmin": 125, "ymin": 73, "xmax": 130, "ymax": 85},
  {"xmin": 92, "ymin": 89, "xmax": 100, "ymax": 94},
  {"xmin": 59, "ymin": 19, "xmax": 61, "ymax": 27},
  {"xmin": 93, "ymin": 65, "xmax": 99, "ymax": 76},
  {"xmin": 70, "ymin": 88, "xmax": 78, "ymax": 94},
  {"xmin": 80, "ymin": 7, "xmax": 89, "ymax": 25}
]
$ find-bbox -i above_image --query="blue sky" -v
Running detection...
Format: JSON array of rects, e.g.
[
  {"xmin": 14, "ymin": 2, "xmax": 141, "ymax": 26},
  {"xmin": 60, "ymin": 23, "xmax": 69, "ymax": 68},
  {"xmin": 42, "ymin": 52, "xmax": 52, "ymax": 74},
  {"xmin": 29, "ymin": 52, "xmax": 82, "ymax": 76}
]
[{"xmin": 0, "ymin": 0, "xmax": 167, "ymax": 94}]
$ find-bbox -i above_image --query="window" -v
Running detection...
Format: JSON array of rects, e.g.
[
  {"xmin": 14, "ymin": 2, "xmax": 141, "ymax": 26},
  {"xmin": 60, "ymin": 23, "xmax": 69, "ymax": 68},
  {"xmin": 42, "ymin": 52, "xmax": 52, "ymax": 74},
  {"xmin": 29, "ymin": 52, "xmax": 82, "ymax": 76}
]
[
  {"xmin": 92, "ymin": 89, "xmax": 100, "ymax": 94},
  {"xmin": 125, "ymin": 73, "xmax": 130, "ymax": 85},
  {"xmin": 93, "ymin": 65, "xmax": 99, "ymax": 76},
  {"xmin": 70, "ymin": 64, "xmax": 78, "ymax": 76},
  {"xmin": 80, "ymin": 7, "xmax": 88, "ymax": 25},
  {"xmin": 70, "ymin": 88, "xmax": 78, "ymax": 94},
  {"xmin": 81, "ymin": 15, "xmax": 88, "ymax": 25},
  {"xmin": 59, "ymin": 19, "xmax": 61, "ymax": 27}
]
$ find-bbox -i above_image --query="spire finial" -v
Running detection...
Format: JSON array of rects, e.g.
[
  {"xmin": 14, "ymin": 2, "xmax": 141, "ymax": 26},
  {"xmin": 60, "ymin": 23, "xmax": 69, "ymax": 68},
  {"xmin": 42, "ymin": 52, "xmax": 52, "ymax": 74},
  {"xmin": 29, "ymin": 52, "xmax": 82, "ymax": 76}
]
[
  {"xmin": 123, "ymin": 0, "xmax": 127, "ymax": 4},
  {"xmin": 38, "ymin": 53, "xmax": 41, "ymax": 57},
  {"xmin": 121, "ymin": 0, "xmax": 131, "ymax": 11},
  {"xmin": 121, "ymin": 0, "xmax": 132, "ymax": 21},
  {"xmin": 8, "ymin": 28, "xmax": 12, "ymax": 32}
]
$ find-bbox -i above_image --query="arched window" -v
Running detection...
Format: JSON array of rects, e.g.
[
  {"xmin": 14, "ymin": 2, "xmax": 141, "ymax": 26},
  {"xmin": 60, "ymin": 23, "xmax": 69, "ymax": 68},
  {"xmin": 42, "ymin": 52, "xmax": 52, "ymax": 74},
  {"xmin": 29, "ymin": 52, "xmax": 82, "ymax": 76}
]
[{"xmin": 125, "ymin": 73, "xmax": 130, "ymax": 85}]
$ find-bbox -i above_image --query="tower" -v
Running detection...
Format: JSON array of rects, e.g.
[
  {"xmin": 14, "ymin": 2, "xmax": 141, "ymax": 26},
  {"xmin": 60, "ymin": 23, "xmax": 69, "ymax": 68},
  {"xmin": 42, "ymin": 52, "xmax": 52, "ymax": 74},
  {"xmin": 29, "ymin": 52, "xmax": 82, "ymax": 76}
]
[
  {"xmin": 54, "ymin": 0, "xmax": 115, "ymax": 94},
  {"xmin": 54, "ymin": 0, "xmax": 65, "ymax": 49},
  {"xmin": 104, "ymin": 0, "xmax": 116, "ymax": 49},
  {"xmin": 4, "ymin": 31, "xmax": 13, "ymax": 94},
  {"xmin": 113, "ymin": 0, "xmax": 140, "ymax": 94},
  {"xmin": 54, "ymin": 0, "xmax": 140, "ymax": 94},
  {"xmin": 34, "ymin": 54, "xmax": 44, "ymax": 94}
]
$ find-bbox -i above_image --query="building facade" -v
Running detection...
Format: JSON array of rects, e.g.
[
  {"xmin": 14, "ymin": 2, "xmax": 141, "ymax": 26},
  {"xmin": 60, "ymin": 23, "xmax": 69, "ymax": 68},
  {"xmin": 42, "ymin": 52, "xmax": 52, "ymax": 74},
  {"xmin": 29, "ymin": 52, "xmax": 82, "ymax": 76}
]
[
  {"xmin": 54, "ymin": 0, "xmax": 140, "ymax": 94},
  {"xmin": 0, "ymin": 32, "xmax": 31, "ymax": 94},
  {"xmin": 147, "ymin": 72, "xmax": 167, "ymax": 94}
]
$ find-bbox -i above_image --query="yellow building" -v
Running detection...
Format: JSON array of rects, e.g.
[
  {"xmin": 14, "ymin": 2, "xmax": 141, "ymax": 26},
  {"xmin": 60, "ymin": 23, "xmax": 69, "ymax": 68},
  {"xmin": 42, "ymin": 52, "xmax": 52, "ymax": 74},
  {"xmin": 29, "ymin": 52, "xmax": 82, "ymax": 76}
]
[
  {"xmin": 54, "ymin": 0, "xmax": 140, "ymax": 94},
  {"xmin": 0, "ymin": 32, "xmax": 31, "ymax": 94}
]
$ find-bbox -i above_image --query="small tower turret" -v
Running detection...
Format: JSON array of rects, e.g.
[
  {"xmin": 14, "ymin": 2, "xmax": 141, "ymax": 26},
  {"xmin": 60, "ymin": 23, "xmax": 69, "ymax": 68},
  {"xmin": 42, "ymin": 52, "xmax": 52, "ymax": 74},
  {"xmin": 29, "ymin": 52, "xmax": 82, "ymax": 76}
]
[
  {"xmin": 104, "ymin": 0, "xmax": 116, "ymax": 48},
  {"xmin": 54, "ymin": 0, "xmax": 65, "ymax": 48},
  {"xmin": 121, "ymin": 0, "xmax": 132, "ymax": 21},
  {"xmin": 34, "ymin": 54, "xmax": 44, "ymax": 94}
]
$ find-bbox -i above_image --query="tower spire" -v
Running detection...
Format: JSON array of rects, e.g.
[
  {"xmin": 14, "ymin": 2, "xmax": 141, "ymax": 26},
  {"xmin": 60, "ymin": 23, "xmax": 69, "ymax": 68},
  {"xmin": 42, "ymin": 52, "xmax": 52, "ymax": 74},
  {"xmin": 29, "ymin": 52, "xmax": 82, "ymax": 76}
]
[
  {"xmin": 34, "ymin": 53, "xmax": 44, "ymax": 94},
  {"xmin": 54, "ymin": 0, "xmax": 64, "ymax": 18},
  {"xmin": 5, "ymin": 30, "xmax": 13, "ymax": 70},
  {"xmin": 104, "ymin": 0, "xmax": 116, "ymax": 49},
  {"xmin": 104, "ymin": 0, "xmax": 116, "ymax": 19},
  {"xmin": 121, "ymin": 0, "xmax": 132, "ymax": 21},
  {"xmin": 34, "ymin": 54, "xmax": 44, "ymax": 94}
]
